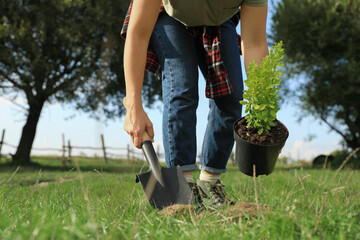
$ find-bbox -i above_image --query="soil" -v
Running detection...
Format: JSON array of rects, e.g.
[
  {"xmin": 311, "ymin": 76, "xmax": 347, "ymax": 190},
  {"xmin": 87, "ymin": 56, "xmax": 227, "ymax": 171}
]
[
  {"xmin": 234, "ymin": 118, "xmax": 289, "ymax": 146},
  {"xmin": 159, "ymin": 202, "xmax": 269, "ymax": 221},
  {"xmin": 158, "ymin": 204, "xmax": 195, "ymax": 217}
]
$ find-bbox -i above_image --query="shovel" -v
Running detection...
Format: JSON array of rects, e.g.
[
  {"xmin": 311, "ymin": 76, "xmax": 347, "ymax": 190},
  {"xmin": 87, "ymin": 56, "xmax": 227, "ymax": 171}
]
[{"xmin": 136, "ymin": 132, "xmax": 193, "ymax": 210}]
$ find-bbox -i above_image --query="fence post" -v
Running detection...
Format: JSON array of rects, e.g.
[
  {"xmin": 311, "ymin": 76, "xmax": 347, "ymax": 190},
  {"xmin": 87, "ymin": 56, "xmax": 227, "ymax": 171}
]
[
  {"xmin": 62, "ymin": 134, "xmax": 66, "ymax": 165},
  {"xmin": 0, "ymin": 129, "xmax": 5, "ymax": 160},
  {"xmin": 67, "ymin": 140, "xmax": 72, "ymax": 163},
  {"xmin": 100, "ymin": 134, "xmax": 107, "ymax": 163}
]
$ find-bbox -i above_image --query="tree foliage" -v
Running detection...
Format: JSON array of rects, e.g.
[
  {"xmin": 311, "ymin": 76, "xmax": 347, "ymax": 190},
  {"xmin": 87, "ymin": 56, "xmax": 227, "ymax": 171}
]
[
  {"xmin": 270, "ymin": 0, "xmax": 360, "ymax": 151},
  {"xmin": 0, "ymin": 0, "xmax": 162, "ymax": 164}
]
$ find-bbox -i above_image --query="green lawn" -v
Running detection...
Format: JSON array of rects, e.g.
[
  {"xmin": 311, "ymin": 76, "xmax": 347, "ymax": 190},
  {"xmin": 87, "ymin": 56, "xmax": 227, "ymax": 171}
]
[{"xmin": 0, "ymin": 157, "xmax": 359, "ymax": 239}]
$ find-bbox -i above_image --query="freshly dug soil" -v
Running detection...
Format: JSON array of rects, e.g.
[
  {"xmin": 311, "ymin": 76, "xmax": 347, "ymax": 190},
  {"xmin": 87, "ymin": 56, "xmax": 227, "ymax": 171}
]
[
  {"xmin": 158, "ymin": 204, "xmax": 194, "ymax": 217},
  {"xmin": 158, "ymin": 202, "xmax": 268, "ymax": 220},
  {"xmin": 235, "ymin": 118, "xmax": 288, "ymax": 146}
]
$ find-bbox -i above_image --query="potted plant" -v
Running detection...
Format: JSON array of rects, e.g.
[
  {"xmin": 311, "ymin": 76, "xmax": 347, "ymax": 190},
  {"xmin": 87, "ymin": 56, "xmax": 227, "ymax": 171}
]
[{"xmin": 234, "ymin": 41, "xmax": 289, "ymax": 177}]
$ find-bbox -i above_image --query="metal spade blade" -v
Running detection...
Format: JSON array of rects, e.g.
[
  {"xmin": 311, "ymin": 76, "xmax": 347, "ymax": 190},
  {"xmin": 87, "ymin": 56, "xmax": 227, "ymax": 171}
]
[{"xmin": 136, "ymin": 140, "xmax": 193, "ymax": 210}]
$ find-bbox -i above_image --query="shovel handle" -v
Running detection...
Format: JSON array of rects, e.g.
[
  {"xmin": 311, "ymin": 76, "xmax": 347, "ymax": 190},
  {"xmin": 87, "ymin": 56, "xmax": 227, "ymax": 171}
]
[
  {"xmin": 141, "ymin": 132, "xmax": 165, "ymax": 187},
  {"xmin": 142, "ymin": 131, "xmax": 152, "ymax": 142}
]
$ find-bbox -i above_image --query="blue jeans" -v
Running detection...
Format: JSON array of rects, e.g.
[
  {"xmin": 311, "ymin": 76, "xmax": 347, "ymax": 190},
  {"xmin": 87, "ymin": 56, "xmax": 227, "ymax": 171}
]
[{"xmin": 149, "ymin": 14, "xmax": 243, "ymax": 174}]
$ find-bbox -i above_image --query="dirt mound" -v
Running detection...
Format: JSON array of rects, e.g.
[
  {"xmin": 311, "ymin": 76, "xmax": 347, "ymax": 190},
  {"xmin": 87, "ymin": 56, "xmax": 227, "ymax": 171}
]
[
  {"xmin": 159, "ymin": 202, "xmax": 269, "ymax": 220},
  {"xmin": 159, "ymin": 204, "xmax": 194, "ymax": 217}
]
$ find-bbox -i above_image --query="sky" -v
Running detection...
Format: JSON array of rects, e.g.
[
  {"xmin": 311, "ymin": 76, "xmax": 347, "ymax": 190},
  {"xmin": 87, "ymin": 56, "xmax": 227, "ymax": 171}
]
[{"xmin": 0, "ymin": 1, "xmax": 344, "ymax": 162}]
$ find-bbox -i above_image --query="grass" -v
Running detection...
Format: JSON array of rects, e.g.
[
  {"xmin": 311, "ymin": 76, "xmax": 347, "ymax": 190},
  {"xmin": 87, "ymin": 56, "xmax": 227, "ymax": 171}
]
[{"xmin": 0, "ymin": 156, "xmax": 359, "ymax": 239}]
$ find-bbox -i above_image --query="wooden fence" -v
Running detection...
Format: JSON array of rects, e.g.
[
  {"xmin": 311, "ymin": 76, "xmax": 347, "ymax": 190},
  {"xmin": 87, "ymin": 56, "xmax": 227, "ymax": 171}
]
[{"xmin": 0, "ymin": 129, "xmax": 164, "ymax": 163}]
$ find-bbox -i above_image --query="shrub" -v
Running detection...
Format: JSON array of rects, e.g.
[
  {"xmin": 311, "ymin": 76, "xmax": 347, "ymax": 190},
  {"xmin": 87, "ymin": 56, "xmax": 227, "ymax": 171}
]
[{"xmin": 240, "ymin": 42, "xmax": 284, "ymax": 135}]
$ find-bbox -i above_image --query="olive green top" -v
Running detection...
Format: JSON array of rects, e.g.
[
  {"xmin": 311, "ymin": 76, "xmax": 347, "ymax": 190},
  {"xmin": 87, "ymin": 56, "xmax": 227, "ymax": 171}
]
[
  {"xmin": 163, "ymin": 0, "xmax": 268, "ymax": 26},
  {"xmin": 243, "ymin": 0, "xmax": 268, "ymax": 7}
]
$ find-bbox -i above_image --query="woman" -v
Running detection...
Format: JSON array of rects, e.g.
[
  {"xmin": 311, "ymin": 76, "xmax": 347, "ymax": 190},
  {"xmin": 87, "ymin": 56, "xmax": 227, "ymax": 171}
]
[{"xmin": 122, "ymin": 0, "xmax": 268, "ymax": 209}]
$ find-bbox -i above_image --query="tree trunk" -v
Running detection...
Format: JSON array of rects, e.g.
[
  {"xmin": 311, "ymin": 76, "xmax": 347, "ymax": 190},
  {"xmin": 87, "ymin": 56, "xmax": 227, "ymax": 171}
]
[
  {"xmin": 346, "ymin": 139, "xmax": 360, "ymax": 153},
  {"xmin": 12, "ymin": 100, "xmax": 45, "ymax": 165}
]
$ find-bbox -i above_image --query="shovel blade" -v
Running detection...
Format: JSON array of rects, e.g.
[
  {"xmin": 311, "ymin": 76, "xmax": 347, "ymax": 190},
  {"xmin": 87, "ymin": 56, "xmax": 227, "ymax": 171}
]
[{"xmin": 136, "ymin": 166, "xmax": 193, "ymax": 210}]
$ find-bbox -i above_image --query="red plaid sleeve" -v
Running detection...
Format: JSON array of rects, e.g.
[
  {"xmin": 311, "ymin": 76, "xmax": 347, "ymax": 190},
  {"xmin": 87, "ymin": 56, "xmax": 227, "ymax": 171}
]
[{"xmin": 202, "ymin": 27, "xmax": 233, "ymax": 98}]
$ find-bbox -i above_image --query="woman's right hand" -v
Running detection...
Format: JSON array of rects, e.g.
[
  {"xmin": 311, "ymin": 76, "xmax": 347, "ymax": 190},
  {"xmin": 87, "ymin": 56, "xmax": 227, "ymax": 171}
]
[{"xmin": 123, "ymin": 97, "xmax": 154, "ymax": 149}]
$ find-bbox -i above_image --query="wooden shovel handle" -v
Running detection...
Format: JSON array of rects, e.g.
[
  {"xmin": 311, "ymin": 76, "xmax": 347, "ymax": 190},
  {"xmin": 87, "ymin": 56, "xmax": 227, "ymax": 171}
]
[{"xmin": 142, "ymin": 131, "xmax": 152, "ymax": 142}]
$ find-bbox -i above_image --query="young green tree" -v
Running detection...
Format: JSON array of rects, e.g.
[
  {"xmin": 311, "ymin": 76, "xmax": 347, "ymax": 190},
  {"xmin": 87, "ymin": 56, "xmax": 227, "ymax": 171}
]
[
  {"xmin": 270, "ymin": 0, "xmax": 360, "ymax": 151},
  {"xmin": 0, "ymin": 0, "xmax": 161, "ymax": 164},
  {"xmin": 240, "ymin": 42, "xmax": 284, "ymax": 135}
]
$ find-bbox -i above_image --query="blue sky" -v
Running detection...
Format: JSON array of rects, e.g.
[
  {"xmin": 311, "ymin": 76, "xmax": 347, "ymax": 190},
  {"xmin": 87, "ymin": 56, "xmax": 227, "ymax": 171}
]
[{"xmin": 0, "ymin": 1, "xmax": 343, "ymax": 162}]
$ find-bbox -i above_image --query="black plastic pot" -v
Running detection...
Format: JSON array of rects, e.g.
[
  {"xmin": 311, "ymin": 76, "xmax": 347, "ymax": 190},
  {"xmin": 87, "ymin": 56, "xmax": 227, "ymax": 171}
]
[{"xmin": 233, "ymin": 118, "xmax": 288, "ymax": 177}]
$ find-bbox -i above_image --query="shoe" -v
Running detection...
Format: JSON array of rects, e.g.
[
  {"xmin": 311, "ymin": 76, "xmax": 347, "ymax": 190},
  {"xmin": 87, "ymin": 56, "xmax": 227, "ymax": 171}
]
[
  {"xmin": 196, "ymin": 179, "xmax": 234, "ymax": 210},
  {"xmin": 188, "ymin": 182, "xmax": 205, "ymax": 209}
]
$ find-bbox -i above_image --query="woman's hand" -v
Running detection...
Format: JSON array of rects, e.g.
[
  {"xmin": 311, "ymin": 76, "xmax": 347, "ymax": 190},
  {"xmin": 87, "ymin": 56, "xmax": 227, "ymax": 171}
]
[{"xmin": 123, "ymin": 97, "xmax": 154, "ymax": 149}]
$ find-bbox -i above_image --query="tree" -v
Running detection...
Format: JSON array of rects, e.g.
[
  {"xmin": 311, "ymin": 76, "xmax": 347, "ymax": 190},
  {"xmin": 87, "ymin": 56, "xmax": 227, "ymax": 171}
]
[
  {"xmin": 330, "ymin": 149, "xmax": 359, "ymax": 169},
  {"xmin": 0, "ymin": 0, "xmax": 162, "ymax": 164},
  {"xmin": 270, "ymin": 0, "xmax": 360, "ymax": 151}
]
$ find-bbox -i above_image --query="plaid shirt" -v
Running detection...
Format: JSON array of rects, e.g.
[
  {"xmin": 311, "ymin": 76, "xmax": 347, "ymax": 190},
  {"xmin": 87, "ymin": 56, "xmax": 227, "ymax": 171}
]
[{"xmin": 121, "ymin": 2, "xmax": 242, "ymax": 98}]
